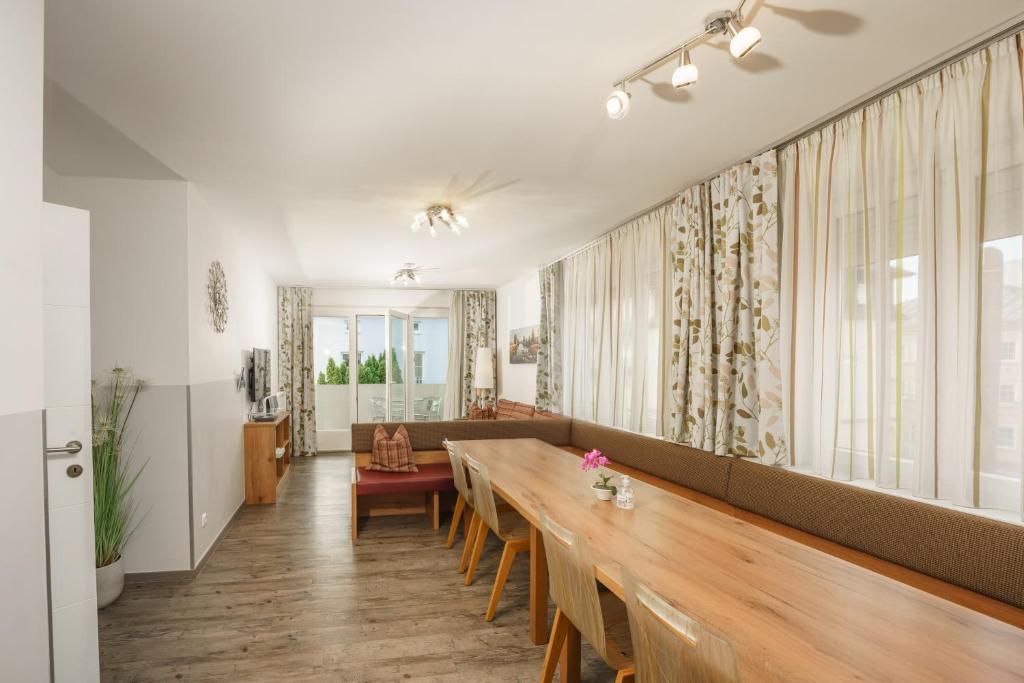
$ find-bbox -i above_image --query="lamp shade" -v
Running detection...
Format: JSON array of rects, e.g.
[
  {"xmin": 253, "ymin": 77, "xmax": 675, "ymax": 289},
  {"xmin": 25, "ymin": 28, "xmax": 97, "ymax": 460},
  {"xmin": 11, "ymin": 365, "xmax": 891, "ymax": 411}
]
[{"xmin": 473, "ymin": 347, "xmax": 495, "ymax": 390}]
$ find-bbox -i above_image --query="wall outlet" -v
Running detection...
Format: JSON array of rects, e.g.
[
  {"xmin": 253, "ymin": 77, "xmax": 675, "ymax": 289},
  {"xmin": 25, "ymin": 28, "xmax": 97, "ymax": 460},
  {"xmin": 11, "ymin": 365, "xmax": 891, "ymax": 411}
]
[{"xmin": 201, "ymin": 512, "xmax": 208, "ymax": 528}]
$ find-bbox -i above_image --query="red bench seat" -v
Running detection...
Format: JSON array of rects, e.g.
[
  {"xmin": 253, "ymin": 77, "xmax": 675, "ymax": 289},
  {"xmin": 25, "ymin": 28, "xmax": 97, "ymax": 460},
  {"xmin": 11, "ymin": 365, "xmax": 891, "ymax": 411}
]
[{"xmin": 355, "ymin": 463, "xmax": 455, "ymax": 496}]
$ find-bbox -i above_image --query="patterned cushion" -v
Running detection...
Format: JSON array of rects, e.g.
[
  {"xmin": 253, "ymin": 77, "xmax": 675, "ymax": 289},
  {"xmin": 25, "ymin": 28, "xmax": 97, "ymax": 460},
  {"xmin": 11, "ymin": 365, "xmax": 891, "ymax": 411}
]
[
  {"xmin": 368, "ymin": 424, "xmax": 418, "ymax": 472},
  {"xmin": 496, "ymin": 399, "xmax": 535, "ymax": 420},
  {"xmin": 495, "ymin": 399, "xmax": 518, "ymax": 419},
  {"xmin": 468, "ymin": 405, "xmax": 495, "ymax": 420}
]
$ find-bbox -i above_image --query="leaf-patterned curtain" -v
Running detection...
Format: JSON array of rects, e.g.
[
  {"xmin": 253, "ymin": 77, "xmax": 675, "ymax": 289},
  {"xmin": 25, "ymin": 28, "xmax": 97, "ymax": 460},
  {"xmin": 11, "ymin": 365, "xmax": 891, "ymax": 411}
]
[
  {"xmin": 669, "ymin": 150, "xmax": 786, "ymax": 464},
  {"xmin": 278, "ymin": 286, "xmax": 317, "ymax": 456},
  {"xmin": 443, "ymin": 290, "xmax": 497, "ymax": 419},
  {"xmin": 535, "ymin": 262, "xmax": 563, "ymax": 413}
]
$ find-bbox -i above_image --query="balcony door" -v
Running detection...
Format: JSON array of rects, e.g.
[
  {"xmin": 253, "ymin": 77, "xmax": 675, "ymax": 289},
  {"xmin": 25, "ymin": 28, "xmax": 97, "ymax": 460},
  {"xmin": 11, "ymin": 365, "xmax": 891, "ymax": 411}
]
[
  {"xmin": 386, "ymin": 310, "xmax": 409, "ymax": 422},
  {"xmin": 314, "ymin": 309, "xmax": 448, "ymax": 450}
]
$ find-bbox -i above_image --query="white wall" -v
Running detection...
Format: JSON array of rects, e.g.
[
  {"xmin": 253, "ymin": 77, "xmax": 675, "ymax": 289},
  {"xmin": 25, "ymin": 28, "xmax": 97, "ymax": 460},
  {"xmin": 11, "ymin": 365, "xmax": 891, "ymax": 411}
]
[
  {"xmin": 312, "ymin": 287, "xmax": 450, "ymax": 312},
  {"xmin": 0, "ymin": 0, "xmax": 50, "ymax": 679},
  {"xmin": 186, "ymin": 185, "xmax": 278, "ymax": 563},
  {"xmin": 496, "ymin": 271, "xmax": 540, "ymax": 403},
  {"xmin": 44, "ymin": 171, "xmax": 194, "ymax": 574}
]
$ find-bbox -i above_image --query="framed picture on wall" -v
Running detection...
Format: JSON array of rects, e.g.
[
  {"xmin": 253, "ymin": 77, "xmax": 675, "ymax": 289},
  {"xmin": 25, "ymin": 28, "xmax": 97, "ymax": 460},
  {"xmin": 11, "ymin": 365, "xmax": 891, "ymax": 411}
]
[{"xmin": 509, "ymin": 325, "xmax": 540, "ymax": 364}]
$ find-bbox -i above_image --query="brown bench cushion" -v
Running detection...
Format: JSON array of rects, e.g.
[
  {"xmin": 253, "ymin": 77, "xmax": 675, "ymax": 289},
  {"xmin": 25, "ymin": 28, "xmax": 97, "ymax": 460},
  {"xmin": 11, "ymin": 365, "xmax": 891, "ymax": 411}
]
[
  {"xmin": 351, "ymin": 418, "xmax": 572, "ymax": 453},
  {"xmin": 569, "ymin": 420, "xmax": 733, "ymax": 500},
  {"xmin": 356, "ymin": 463, "xmax": 456, "ymax": 496},
  {"xmin": 726, "ymin": 459, "xmax": 1024, "ymax": 609},
  {"xmin": 496, "ymin": 399, "xmax": 535, "ymax": 419}
]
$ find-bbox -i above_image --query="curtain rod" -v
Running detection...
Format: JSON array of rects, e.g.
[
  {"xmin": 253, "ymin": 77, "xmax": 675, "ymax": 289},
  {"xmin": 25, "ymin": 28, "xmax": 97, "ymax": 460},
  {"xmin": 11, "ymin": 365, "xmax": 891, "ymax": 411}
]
[{"xmin": 543, "ymin": 14, "xmax": 1024, "ymax": 270}]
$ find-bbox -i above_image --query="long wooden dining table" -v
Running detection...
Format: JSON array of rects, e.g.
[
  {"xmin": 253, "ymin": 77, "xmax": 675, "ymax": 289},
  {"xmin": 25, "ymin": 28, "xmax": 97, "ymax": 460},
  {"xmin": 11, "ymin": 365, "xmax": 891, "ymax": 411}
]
[{"xmin": 451, "ymin": 438, "xmax": 1024, "ymax": 682}]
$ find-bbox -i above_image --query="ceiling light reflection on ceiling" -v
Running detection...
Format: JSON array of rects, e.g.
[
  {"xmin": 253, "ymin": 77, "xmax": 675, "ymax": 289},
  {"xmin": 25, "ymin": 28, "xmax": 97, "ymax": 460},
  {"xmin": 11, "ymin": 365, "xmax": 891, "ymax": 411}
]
[{"xmin": 411, "ymin": 204, "xmax": 468, "ymax": 237}]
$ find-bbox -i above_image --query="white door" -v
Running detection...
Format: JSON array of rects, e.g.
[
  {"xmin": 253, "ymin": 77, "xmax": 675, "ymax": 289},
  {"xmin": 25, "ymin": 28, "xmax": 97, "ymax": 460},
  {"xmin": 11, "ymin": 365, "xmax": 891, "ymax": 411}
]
[
  {"xmin": 385, "ymin": 310, "xmax": 411, "ymax": 421},
  {"xmin": 43, "ymin": 202, "xmax": 100, "ymax": 682}
]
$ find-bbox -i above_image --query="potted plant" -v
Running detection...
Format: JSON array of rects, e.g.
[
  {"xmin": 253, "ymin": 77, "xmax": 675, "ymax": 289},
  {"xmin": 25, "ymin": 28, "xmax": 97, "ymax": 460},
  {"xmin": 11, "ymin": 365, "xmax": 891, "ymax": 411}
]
[
  {"xmin": 92, "ymin": 368, "xmax": 147, "ymax": 609},
  {"xmin": 580, "ymin": 449, "xmax": 617, "ymax": 501}
]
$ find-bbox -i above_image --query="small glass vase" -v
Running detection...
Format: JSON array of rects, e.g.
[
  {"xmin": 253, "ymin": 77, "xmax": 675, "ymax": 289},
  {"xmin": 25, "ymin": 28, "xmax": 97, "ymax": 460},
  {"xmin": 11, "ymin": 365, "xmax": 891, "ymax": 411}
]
[{"xmin": 615, "ymin": 475, "xmax": 635, "ymax": 510}]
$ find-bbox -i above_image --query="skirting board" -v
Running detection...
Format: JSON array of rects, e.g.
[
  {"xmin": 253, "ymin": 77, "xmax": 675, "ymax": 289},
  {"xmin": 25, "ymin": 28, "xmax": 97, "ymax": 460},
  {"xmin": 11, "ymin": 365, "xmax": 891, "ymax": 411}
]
[{"xmin": 125, "ymin": 499, "xmax": 244, "ymax": 585}]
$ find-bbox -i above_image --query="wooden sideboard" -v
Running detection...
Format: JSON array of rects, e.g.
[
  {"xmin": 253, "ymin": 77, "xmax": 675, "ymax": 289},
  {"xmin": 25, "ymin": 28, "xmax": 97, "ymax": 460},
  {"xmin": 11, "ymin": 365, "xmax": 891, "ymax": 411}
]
[{"xmin": 243, "ymin": 412, "xmax": 291, "ymax": 504}]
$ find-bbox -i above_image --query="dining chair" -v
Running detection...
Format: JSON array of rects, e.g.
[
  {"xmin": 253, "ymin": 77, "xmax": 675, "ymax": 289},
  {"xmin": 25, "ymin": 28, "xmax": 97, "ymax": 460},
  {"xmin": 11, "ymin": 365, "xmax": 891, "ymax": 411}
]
[
  {"xmin": 537, "ymin": 511, "xmax": 634, "ymax": 683},
  {"xmin": 621, "ymin": 567, "xmax": 739, "ymax": 683},
  {"xmin": 443, "ymin": 440, "xmax": 477, "ymax": 572},
  {"xmin": 463, "ymin": 454, "xmax": 531, "ymax": 621}
]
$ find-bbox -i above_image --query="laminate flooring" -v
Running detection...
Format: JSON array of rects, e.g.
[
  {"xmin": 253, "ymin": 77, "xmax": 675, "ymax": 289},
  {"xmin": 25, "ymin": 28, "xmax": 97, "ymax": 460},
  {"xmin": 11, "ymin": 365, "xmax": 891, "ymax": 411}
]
[{"xmin": 99, "ymin": 453, "xmax": 613, "ymax": 682}]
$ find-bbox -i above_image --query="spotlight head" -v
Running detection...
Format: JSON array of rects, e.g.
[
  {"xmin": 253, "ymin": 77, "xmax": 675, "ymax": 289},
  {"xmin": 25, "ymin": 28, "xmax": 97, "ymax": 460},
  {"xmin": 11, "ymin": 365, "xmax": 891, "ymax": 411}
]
[
  {"xmin": 606, "ymin": 87, "xmax": 631, "ymax": 120},
  {"xmin": 727, "ymin": 20, "xmax": 761, "ymax": 59},
  {"xmin": 672, "ymin": 50, "xmax": 698, "ymax": 89}
]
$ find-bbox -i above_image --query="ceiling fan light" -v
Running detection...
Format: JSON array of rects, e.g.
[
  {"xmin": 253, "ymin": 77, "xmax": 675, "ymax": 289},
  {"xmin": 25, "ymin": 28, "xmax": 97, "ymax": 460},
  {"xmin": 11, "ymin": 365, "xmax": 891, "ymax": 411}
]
[
  {"xmin": 672, "ymin": 50, "xmax": 699, "ymax": 89},
  {"xmin": 605, "ymin": 88, "xmax": 631, "ymax": 120},
  {"xmin": 428, "ymin": 225, "xmax": 437, "ymax": 238},
  {"xmin": 728, "ymin": 21, "xmax": 761, "ymax": 59},
  {"xmin": 455, "ymin": 213, "xmax": 468, "ymax": 229}
]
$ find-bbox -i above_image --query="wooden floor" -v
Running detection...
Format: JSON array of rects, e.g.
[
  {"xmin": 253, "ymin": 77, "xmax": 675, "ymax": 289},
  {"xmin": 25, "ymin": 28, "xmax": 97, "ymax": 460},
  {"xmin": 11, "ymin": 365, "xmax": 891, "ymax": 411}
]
[{"xmin": 99, "ymin": 454, "xmax": 612, "ymax": 682}]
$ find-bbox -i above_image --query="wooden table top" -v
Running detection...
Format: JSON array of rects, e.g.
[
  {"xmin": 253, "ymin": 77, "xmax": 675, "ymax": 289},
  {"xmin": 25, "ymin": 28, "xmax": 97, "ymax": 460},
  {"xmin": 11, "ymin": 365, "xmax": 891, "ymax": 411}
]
[{"xmin": 452, "ymin": 438, "xmax": 1024, "ymax": 683}]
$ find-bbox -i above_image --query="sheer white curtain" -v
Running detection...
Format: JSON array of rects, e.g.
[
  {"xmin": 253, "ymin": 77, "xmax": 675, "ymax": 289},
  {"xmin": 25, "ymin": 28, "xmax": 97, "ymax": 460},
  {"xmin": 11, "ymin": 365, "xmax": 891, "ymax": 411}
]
[
  {"xmin": 562, "ymin": 206, "xmax": 670, "ymax": 434},
  {"xmin": 780, "ymin": 32, "xmax": 1024, "ymax": 517}
]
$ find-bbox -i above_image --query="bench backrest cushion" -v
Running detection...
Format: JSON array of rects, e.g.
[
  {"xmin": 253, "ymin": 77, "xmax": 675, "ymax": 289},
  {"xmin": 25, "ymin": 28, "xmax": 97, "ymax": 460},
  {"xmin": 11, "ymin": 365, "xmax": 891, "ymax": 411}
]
[
  {"xmin": 495, "ymin": 399, "xmax": 536, "ymax": 420},
  {"xmin": 726, "ymin": 459, "xmax": 1024, "ymax": 609},
  {"xmin": 569, "ymin": 420, "xmax": 732, "ymax": 500},
  {"xmin": 352, "ymin": 418, "xmax": 572, "ymax": 453}
]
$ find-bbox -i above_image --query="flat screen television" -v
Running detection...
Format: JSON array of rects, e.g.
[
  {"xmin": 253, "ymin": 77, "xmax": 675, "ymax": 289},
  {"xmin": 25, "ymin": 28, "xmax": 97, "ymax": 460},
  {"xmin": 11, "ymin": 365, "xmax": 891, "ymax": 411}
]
[{"xmin": 249, "ymin": 348, "xmax": 271, "ymax": 403}]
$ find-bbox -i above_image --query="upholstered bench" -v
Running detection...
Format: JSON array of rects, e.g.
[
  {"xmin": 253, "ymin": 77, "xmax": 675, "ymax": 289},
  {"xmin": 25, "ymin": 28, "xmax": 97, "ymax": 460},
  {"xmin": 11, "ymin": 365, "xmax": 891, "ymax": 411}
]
[
  {"xmin": 350, "ymin": 418, "xmax": 574, "ymax": 540},
  {"xmin": 350, "ymin": 455, "xmax": 455, "ymax": 540}
]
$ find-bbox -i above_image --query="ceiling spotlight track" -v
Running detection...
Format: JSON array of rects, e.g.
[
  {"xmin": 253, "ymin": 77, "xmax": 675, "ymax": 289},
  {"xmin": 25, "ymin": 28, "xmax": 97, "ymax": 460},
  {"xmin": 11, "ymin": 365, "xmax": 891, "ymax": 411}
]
[
  {"xmin": 605, "ymin": 0, "xmax": 761, "ymax": 119},
  {"xmin": 410, "ymin": 204, "xmax": 469, "ymax": 237}
]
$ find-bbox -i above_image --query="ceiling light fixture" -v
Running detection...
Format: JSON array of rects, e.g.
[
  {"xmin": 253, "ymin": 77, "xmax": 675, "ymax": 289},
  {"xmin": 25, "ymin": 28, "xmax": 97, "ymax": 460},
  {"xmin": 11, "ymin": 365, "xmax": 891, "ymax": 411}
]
[
  {"xmin": 410, "ymin": 204, "xmax": 469, "ymax": 237},
  {"xmin": 390, "ymin": 262, "xmax": 439, "ymax": 287},
  {"xmin": 671, "ymin": 49, "xmax": 699, "ymax": 90},
  {"xmin": 606, "ymin": 84, "xmax": 632, "ymax": 120},
  {"xmin": 725, "ymin": 17, "xmax": 762, "ymax": 59},
  {"xmin": 605, "ymin": 0, "xmax": 761, "ymax": 119}
]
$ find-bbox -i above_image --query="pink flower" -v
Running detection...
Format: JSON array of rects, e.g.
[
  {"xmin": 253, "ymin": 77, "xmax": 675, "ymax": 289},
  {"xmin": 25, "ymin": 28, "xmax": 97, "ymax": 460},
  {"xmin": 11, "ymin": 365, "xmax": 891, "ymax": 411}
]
[{"xmin": 581, "ymin": 449, "xmax": 608, "ymax": 472}]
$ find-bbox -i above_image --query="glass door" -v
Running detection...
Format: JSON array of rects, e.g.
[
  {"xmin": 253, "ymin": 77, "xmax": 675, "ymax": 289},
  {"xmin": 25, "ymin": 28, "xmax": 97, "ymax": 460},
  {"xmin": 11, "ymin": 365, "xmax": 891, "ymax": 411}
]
[
  {"xmin": 386, "ymin": 310, "xmax": 410, "ymax": 421},
  {"xmin": 356, "ymin": 314, "xmax": 386, "ymax": 423}
]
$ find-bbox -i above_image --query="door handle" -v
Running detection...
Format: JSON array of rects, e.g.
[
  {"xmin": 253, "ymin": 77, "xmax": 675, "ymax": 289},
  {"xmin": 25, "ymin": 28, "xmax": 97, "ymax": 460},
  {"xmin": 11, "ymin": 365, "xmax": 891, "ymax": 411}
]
[{"xmin": 46, "ymin": 440, "xmax": 83, "ymax": 456}]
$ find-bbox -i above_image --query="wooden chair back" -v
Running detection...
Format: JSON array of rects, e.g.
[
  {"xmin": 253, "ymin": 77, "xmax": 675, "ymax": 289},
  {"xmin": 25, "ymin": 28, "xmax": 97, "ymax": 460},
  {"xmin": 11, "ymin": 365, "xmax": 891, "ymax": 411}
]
[
  {"xmin": 538, "ymin": 511, "xmax": 609, "ymax": 661},
  {"xmin": 464, "ymin": 454, "xmax": 501, "ymax": 535},
  {"xmin": 444, "ymin": 439, "xmax": 471, "ymax": 502},
  {"xmin": 621, "ymin": 567, "xmax": 740, "ymax": 683}
]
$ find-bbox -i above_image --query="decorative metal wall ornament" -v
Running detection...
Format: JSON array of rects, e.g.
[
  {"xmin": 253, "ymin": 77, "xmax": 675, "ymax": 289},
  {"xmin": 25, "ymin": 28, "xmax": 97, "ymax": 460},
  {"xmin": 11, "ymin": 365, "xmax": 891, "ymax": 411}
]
[{"xmin": 207, "ymin": 260, "xmax": 229, "ymax": 333}]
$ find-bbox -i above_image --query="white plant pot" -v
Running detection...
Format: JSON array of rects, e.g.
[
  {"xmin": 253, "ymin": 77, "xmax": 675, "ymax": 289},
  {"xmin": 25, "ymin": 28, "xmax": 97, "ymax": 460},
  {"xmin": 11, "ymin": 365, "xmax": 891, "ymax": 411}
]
[
  {"xmin": 96, "ymin": 556, "xmax": 125, "ymax": 609},
  {"xmin": 592, "ymin": 484, "xmax": 615, "ymax": 501}
]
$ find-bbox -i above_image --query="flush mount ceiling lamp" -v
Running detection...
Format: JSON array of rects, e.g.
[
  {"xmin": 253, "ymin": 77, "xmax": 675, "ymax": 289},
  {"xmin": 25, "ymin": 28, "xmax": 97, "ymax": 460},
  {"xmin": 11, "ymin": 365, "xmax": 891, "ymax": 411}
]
[
  {"xmin": 390, "ymin": 262, "xmax": 439, "ymax": 287},
  {"xmin": 410, "ymin": 204, "xmax": 469, "ymax": 238},
  {"xmin": 605, "ymin": 0, "xmax": 761, "ymax": 119}
]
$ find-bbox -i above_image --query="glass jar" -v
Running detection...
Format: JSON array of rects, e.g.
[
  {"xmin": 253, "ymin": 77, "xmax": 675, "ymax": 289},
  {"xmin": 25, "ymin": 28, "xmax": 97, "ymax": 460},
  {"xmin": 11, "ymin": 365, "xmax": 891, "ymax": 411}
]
[{"xmin": 616, "ymin": 475, "xmax": 635, "ymax": 510}]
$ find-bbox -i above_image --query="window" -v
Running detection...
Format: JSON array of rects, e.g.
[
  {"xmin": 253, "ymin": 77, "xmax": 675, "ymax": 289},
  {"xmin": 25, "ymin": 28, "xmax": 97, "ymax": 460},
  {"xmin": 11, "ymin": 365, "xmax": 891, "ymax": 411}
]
[
  {"xmin": 412, "ymin": 317, "xmax": 448, "ymax": 420},
  {"xmin": 414, "ymin": 351, "xmax": 424, "ymax": 384},
  {"xmin": 1002, "ymin": 341, "xmax": 1017, "ymax": 361},
  {"xmin": 1000, "ymin": 385, "xmax": 1016, "ymax": 404},
  {"xmin": 313, "ymin": 316, "xmax": 352, "ymax": 431},
  {"xmin": 998, "ymin": 427, "xmax": 1016, "ymax": 449}
]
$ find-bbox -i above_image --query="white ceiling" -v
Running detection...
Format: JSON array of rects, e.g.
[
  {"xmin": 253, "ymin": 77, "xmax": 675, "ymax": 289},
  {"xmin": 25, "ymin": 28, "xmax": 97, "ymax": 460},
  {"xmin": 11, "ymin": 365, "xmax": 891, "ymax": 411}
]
[{"xmin": 45, "ymin": 1, "xmax": 1024, "ymax": 288}]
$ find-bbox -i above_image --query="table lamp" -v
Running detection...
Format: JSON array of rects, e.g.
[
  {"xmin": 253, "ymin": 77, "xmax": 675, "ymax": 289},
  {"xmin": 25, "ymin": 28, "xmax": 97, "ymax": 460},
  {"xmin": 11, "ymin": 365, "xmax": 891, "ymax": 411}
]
[{"xmin": 473, "ymin": 347, "xmax": 494, "ymax": 408}]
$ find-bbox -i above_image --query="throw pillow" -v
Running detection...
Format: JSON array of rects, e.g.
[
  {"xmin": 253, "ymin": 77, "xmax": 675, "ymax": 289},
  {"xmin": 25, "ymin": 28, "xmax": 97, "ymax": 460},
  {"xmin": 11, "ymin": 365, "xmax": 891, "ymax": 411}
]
[{"xmin": 368, "ymin": 424, "xmax": 418, "ymax": 472}]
